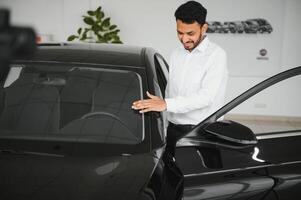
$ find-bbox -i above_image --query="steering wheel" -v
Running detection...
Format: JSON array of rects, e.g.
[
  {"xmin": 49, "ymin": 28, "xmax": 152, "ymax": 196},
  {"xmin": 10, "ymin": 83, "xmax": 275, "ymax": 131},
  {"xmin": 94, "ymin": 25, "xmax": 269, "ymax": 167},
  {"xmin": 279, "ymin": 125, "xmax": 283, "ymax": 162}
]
[{"xmin": 81, "ymin": 111, "xmax": 132, "ymax": 133}]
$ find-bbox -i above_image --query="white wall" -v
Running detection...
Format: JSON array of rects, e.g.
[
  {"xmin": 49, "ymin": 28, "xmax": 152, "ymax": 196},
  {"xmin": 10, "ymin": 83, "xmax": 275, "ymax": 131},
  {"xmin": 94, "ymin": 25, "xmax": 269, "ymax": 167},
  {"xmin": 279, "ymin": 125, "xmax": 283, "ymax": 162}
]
[
  {"xmin": 0, "ymin": 0, "xmax": 182, "ymax": 58},
  {"xmin": 1, "ymin": 0, "xmax": 301, "ymax": 117},
  {"xmin": 281, "ymin": 0, "xmax": 301, "ymax": 70}
]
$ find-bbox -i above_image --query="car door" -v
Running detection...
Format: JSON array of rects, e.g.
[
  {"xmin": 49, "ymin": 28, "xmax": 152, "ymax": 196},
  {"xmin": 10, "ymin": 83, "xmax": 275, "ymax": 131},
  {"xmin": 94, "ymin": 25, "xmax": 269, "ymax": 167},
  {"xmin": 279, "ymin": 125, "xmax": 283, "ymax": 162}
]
[{"xmin": 175, "ymin": 66, "xmax": 301, "ymax": 200}]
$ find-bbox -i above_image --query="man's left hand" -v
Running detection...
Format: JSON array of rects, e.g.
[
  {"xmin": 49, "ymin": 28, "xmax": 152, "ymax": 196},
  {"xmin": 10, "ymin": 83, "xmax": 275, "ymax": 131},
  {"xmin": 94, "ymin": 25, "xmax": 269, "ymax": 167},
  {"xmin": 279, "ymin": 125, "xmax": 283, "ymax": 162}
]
[{"xmin": 132, "ymin": 91, "xmax": 166, "ymax": 113}]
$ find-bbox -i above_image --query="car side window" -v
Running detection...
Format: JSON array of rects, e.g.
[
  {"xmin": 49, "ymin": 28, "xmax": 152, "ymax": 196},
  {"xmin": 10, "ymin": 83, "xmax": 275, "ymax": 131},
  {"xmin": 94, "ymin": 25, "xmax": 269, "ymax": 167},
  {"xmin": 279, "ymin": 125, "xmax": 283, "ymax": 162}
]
[
  {"xmin": 152, "ymin": 53, "xmax": 169, "ymax": 141},
  {"xmin": 154, "ymin": 53, "xmax": 169, "ymax": 98},
  {"xmin": 224, "ymin": 74, "xmax": 301, "ymax": 137}
]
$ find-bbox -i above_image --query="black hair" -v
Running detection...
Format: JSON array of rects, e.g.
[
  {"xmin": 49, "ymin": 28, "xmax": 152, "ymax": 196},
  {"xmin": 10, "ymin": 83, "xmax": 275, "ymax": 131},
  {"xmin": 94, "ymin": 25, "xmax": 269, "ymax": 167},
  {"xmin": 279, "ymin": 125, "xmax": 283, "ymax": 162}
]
[{"xmin": 174, "ymin": 1, "xmax": 207, "ymax": 25}]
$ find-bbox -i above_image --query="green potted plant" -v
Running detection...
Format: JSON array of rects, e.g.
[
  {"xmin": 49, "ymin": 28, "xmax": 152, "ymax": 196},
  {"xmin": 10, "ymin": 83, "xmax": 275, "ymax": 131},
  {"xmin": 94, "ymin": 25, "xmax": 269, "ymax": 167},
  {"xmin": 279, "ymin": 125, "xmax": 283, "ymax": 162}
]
[{"xmin": 67, "ymin": 6, "xmax": 122, "ymax": 43}]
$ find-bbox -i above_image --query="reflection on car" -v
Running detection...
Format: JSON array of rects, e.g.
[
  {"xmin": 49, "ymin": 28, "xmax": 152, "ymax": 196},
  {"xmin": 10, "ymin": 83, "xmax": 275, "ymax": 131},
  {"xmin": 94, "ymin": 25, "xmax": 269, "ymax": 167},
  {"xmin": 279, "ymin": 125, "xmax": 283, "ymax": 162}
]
[
  {"xmin": 1, "ymin": 66, "xmax": 142, "ymax": 144},
  {"xmin": 0, "ymin": 43, "xmax": 300, "ymax": 200}
]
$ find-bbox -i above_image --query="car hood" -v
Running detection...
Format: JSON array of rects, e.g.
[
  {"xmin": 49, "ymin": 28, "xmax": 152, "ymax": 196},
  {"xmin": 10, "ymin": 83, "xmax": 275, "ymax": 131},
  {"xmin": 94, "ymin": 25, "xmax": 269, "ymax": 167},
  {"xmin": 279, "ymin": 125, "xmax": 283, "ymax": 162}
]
[{"xmin": 0, "ymin": 151, "xmax": 158, "ymax": 200}]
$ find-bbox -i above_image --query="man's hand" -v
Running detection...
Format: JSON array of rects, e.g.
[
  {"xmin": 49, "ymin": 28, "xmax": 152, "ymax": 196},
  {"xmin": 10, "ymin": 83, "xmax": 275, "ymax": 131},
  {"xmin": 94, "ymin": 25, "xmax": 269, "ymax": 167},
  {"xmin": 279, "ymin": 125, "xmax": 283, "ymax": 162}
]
[{"xmin": 132, "ymin": 91, "xmax": 166, "ymax": 113}]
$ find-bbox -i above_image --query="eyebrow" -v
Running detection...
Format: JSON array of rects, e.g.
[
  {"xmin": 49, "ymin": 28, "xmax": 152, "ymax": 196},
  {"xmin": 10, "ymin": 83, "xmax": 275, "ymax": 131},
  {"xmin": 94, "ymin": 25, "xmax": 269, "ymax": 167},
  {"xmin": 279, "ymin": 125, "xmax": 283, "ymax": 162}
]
[{"xmin": 177, "ymin": 30, "xmax": 194, "ymax": 34}]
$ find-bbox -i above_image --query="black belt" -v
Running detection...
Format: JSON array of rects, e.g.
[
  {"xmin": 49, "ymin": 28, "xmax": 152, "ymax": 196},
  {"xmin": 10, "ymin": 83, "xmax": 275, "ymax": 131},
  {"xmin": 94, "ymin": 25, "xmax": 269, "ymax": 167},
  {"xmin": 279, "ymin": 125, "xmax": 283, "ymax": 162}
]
[{"xmin": 168, "ymin": 122, "xmax": 195, "ymax": 132}]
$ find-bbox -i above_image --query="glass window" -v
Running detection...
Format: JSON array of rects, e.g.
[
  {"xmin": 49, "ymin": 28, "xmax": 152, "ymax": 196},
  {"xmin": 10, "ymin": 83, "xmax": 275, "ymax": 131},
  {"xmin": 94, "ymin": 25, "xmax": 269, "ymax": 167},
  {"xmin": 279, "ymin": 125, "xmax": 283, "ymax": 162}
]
[
  {"xmin": 0, "ymin": 63, "xmax": 144, "ymax": 144},
  {"xmin": 224, "ymin": 74, "xmax": 301, "ymax": 137}
]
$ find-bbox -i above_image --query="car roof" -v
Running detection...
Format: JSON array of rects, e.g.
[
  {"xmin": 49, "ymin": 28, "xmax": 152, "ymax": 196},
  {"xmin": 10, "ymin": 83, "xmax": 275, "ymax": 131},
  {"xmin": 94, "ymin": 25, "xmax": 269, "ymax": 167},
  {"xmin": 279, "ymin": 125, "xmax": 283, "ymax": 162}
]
[{"xmin": 25, "ymin": 43, "xmax": 149, "ymax": 69}]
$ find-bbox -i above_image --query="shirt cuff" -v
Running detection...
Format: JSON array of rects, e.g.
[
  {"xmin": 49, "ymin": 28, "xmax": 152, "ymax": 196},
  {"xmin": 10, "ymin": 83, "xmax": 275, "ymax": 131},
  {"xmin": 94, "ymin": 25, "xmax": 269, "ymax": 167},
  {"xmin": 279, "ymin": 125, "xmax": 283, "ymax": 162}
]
[{"xmin": 165, "ymin": 98, "xmax": 177, "ymax": 113}]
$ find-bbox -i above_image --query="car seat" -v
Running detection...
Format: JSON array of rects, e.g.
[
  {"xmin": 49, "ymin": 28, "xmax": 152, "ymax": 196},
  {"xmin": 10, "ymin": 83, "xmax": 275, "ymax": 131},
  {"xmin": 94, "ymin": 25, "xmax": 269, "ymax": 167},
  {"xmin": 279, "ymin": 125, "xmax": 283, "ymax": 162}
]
[{"xmin": 0, "ymin": 71, "xmax": 60, "ymax": 133}]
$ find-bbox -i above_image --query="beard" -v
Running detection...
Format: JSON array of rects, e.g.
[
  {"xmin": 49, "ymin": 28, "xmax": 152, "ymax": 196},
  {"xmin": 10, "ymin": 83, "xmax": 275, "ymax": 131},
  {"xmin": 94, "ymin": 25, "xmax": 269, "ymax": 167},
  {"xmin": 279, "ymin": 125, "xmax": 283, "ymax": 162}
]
[{"xmin": 183, "ymin": 33, "xmax": 204, "ymax": 51}]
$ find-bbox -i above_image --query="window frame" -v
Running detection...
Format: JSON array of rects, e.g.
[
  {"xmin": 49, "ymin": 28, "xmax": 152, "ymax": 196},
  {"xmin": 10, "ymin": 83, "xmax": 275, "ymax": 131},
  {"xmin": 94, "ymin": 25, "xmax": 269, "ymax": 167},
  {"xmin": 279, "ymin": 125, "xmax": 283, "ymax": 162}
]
[{"xmin": 184, "ymin": 66, "xmax": 301, "ymax": 140}]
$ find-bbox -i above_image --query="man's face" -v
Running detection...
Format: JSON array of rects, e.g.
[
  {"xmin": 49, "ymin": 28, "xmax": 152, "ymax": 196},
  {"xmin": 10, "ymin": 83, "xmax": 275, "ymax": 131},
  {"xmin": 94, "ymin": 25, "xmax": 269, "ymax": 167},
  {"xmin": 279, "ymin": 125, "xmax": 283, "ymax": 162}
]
[{"xmin": 176, "ymin": 20, "xmax": 207, "ymax": 51}]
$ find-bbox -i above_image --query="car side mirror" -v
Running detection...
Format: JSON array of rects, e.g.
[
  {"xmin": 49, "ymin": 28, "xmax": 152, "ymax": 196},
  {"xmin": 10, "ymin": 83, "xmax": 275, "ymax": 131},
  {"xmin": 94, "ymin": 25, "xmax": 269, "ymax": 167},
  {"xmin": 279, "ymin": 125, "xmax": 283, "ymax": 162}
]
[
  {"xmin": 204, "ymin": 120, "xmax": 257, "ymax": 146},
  {"xmin": 177, "ymin": 120, "xmax": 257, "ymax": 150}
]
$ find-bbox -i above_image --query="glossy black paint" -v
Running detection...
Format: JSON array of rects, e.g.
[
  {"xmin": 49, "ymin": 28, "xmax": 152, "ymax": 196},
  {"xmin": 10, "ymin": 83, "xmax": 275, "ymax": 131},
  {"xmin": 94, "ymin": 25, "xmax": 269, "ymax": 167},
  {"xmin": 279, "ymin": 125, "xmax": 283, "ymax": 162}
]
[
  {"xmin": 177, "ymin": 66, "xmax": 301, "ymax": 200},
  {"xmin": 0, "ymin": 43, "xmax": 176, "ymax": 200},
  {"xmin": 176, "ymin": 135, "xmax": 301, "ymax": 200},
  {"xmin": 0, "ymin": 43, "xmax": 301, "ymax": 200}
]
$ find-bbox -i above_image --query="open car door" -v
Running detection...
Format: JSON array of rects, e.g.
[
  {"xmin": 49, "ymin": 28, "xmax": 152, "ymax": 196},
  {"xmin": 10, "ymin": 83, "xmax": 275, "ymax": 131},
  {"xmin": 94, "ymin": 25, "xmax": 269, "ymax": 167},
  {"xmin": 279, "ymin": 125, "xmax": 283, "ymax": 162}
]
[{"xmin": 175, "ymin": 66, "xmax": 301, "ymax": 200}]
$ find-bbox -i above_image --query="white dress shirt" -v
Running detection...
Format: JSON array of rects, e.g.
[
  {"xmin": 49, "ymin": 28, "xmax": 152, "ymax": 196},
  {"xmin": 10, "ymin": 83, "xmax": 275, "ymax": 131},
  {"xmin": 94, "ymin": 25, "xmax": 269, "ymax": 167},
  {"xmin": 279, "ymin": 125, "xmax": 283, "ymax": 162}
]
[{"xmin": 165, "ymin": 36, "xmax": 228, "ymax": 125}]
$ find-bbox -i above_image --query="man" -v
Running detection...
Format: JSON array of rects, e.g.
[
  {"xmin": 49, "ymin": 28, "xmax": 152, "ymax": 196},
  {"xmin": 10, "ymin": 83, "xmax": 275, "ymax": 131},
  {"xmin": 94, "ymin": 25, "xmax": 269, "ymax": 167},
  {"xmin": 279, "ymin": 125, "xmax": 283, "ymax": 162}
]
[{"xmin": 132, "ymin": 1, "xmax": 228, "ymax": 156}]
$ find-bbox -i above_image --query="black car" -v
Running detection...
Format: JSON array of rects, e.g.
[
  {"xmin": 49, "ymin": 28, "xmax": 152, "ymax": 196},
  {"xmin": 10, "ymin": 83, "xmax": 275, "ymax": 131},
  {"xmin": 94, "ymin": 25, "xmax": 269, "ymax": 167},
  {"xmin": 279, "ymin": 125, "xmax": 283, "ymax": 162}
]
[
  {"xmin": 206, "ymin": 21, "xmax": 216, "ymax": 33},
  {"xmin": 206, "ymin": 21, "xmax": 224, "ymax": 33},
  {"xmin": 0, "ymin": 43, "xmax": 301, "ymax": 200},
  {"xmin": 246, "ymin": 18, "xmax": 273, "ymax": 33},
  {"xmin": 232, "ymin": 21, "xmax": 245, "ymax": 33},
  {"xmin": 223, "ymin": 22, "xmax": 236, "ymax": 33},
  {"xmin": 243, "ymin": 20, "xmax": 259, "ymax": 33}
]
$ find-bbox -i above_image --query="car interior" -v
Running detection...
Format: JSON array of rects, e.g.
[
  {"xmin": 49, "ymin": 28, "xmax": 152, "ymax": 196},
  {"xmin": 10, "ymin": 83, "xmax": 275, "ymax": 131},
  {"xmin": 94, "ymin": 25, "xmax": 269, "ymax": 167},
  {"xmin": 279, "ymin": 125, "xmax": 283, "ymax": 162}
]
[{"xmin": 0, "ymin": 64, "xmax": 144, "ymax": 144}]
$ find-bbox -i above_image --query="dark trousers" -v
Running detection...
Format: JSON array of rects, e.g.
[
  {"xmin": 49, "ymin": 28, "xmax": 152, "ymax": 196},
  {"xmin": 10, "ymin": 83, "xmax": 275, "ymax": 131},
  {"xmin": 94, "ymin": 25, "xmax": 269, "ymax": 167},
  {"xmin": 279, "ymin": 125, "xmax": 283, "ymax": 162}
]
[
  {"xmin": 166, "ymin": 122, "xmax": 195, "ymax": 157},
  {"xmin": 161, "ymin": 122, "xmax": 194, "ymax": 200}
]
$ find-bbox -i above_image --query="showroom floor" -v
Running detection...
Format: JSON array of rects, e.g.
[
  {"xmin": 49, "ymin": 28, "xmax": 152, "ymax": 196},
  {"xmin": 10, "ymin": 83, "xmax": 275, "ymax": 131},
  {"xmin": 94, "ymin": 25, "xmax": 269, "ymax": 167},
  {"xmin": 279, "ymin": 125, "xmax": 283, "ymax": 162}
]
[{"xmin": 225, "ymin": 114, "xmax": 301, "ymax": 135}]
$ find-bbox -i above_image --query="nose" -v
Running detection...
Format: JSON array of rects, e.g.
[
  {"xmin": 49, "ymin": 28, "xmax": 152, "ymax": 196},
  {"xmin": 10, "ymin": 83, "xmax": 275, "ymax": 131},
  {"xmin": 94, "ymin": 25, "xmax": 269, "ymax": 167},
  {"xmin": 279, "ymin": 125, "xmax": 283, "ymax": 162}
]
[{"xmin": 181, "ymin": 34, "xmax": 189, "ymax": 43}]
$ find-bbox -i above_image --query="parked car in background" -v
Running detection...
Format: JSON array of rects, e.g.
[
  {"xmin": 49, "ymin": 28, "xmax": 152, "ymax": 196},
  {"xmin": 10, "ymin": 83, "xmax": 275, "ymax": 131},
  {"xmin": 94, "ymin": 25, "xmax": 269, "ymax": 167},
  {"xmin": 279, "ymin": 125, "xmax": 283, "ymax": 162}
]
[
  {"xmin": 247, "ymin": 18, "xmax": 273, "ymax": 33},
  {"xmin": 244, "ymin": 20, "xmax": 259, "ymax": 33},
  {"xmin": 208, "ymin": 21, "xmax": 244, "ymax": 34},
  {"xmin": 207, "ymin": 21, "xmax": 224, "ymax": 33},
  {"xmin": 232, "ymin": 21, "xmax": 245, "ymax": 33},
  {"xmin": 223, "ymin": 22, "xmax": 236, "ymax": 33},
  {"xmin": 206, "ymin": 21, "xmax": 215, "ymax": 33},
  {"xmin": 0, "ymin": 43, "xmax": 301, "ymax": 200},
  {"xmin": 206, "ymin": 21, "xmax": 214, "ymax": 33},
  {"xmin": 207, "ymin": 19, "xmax": 272, "ymax": 34},
  {"xmin": 212, "ymin": 21, "xmax": 225, "ymax": 33}
]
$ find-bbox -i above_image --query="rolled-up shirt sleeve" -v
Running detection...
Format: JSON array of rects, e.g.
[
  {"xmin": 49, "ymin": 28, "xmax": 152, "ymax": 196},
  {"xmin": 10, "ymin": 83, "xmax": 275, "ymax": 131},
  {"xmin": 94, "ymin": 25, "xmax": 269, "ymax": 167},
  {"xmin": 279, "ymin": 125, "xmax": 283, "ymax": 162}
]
[{"xmin": 165, "ymin": 49, "xmax": 227, "ymax": 113}]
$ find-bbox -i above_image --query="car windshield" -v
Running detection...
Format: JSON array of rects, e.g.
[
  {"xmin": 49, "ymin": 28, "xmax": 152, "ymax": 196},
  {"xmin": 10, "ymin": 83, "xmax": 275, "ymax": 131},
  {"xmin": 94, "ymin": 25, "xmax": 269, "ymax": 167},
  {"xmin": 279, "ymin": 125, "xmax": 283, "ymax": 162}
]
[{"xmin": 0, "ymin": 63, "xmax": 144, "ymax": 144}]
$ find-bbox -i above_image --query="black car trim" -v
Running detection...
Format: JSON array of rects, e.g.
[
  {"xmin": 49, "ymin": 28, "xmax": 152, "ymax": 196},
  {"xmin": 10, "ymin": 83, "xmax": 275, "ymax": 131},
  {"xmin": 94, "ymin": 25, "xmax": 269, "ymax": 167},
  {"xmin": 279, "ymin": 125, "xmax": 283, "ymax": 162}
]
[
  {"xmin": 154, "ymin": 53, "xmax": 169, "ymax": 95},
  {"xmin": 177, "ymin": 138, "xmax": 254, "ymax": 150},
  {"xmin": 154, "ymin": 53, "xmax": 169, "ymax": 71},
  {"xmin": 140, "ymin": 47, "xmax": 147, "ymax": 68},
  {"xmin": 0, "ymin": 149, "xmax": 65, "ymax": 157},
  {"xmin": 196, "ymin": 149, "xmax": 208, "ymax": 168},
  {"xmin": 257, "ymin": 130, "xmax": 301, "ymax": 140},
  {"xmin": 38, "ymin": 43, "xmax": 66, "ymax": 46},
  {"xmin": 13, "ymin": 60, "xmax": 144, "ymax": 70},
  {"xmin": 205, "ymin": 129, "xmax": 257, "ymax": 145},
  {"xmin": 183, "ymin": 160, "xmax": 301, "ymax": 177}
]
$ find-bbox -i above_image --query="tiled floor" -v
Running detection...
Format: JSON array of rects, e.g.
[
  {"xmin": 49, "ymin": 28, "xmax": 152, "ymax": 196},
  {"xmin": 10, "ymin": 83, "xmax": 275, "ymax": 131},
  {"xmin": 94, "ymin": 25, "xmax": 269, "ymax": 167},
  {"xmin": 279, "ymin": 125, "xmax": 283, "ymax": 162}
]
[{"xmin": 224, "ymin": 114, "xmax": 301, "ymax": 135}]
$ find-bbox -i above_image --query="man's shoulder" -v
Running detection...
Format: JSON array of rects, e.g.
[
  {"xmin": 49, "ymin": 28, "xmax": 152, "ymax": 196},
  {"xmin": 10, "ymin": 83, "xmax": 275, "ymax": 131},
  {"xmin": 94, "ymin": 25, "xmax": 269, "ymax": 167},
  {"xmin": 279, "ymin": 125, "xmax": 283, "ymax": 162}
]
[
  {"xmin": 171, "ymin": 45, "xmax": 184, "ymax": 54},
  {"xmin": 170, "ymin": 46, "xmax": 185, "ymax": 59},
  {"xmin": 207, "ymin": 39, "xmax": 226, "ymax": 57}
]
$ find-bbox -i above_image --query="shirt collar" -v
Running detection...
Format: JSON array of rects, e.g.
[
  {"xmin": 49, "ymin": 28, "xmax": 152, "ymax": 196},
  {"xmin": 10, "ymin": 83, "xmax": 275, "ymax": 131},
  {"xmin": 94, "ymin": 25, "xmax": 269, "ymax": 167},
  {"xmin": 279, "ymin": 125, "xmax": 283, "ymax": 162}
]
[{"xmin": 194, "ymin": 36, "xmax": 209, "ymax": 53}]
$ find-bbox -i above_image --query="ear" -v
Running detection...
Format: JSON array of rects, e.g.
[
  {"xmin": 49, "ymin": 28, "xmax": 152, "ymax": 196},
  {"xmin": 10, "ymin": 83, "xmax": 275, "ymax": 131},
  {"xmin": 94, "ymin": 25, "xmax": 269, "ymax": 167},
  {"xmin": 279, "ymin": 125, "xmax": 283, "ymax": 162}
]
[{"xmin": 202, "ymin": 23, "xmax": 208, "ymax": 34}]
